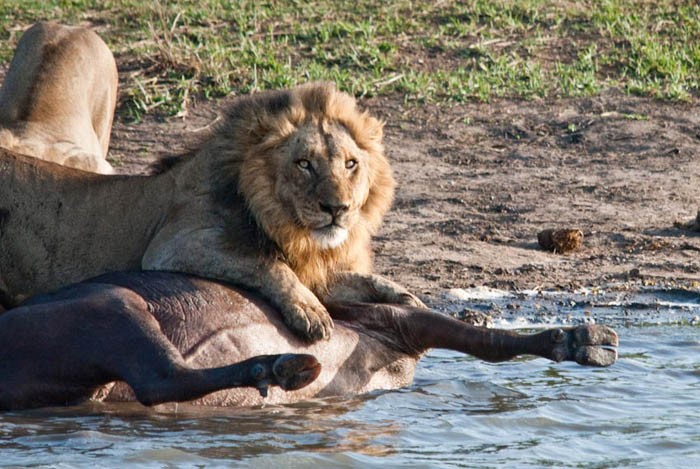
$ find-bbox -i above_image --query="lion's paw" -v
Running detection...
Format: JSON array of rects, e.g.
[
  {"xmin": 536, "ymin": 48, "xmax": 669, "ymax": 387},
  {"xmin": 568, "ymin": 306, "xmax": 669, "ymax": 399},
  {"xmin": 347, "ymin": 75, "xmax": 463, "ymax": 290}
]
[
  {"xmin": 395, "ymin": 291, "xmax": 427, "ymax": 309},
  {"xmin": 368, "ymin": 275, "xmax": 426, "ymax": 308},
  {"xmin": 281, "ymin": 293, "xmax": 334, "ymax": 342}
]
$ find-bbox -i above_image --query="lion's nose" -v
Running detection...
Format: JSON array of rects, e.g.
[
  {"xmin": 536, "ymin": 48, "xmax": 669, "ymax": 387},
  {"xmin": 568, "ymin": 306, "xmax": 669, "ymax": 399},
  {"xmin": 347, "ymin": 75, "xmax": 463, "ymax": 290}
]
[{"xmin": 319, "ymin": 202, "xmax": 349, "ymax": 218}]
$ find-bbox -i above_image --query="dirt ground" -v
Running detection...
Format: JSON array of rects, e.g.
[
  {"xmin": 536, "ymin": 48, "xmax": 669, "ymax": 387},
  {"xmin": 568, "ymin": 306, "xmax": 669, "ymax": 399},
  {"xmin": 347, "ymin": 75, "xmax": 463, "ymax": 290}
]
[{"xmin": 106, "ymin": 91, "xmax": 700, "ymax": 302}]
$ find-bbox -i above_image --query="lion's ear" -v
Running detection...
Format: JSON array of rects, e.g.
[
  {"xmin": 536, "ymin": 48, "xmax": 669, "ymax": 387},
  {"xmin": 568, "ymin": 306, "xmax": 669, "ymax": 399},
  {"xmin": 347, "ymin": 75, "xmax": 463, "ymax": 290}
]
[
  {"xmin": 363, "ymin": 115, "xmax": 384, "ymax": 144},
  {"xmin": 346, "ymin": 111, "xmax": 384, "ymax": 155}
]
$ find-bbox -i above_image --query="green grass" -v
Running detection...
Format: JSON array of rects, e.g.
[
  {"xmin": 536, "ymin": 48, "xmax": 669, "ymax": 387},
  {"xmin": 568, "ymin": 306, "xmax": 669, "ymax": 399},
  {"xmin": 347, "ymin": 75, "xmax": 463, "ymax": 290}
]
[{"xmin": 1, "ymin": 0, "xmax": 697, "ymax": 120}]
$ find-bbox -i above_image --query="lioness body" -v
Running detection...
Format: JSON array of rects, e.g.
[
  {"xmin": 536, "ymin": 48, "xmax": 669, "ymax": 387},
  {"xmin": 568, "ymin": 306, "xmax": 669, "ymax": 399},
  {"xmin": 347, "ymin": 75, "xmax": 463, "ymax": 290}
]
[
  {"xmin": 0, "ymin": 151, "xmax": 166, "ymax": 305},
  {"xmin": 0, "ymin": 22, "xmax": 116, "ymax": 174},
  {"xmin": 0, "ymin": 83, "xmax": 420, "ymax": 339}
]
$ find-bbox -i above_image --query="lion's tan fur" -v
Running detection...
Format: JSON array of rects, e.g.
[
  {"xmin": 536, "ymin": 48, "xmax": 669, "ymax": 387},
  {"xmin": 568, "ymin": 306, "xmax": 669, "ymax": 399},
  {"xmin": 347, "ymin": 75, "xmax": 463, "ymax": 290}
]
[
  {"xmin": 1, "ymin": 75, "xmax": 418, "ymax": 340},
  {"xmin": 209, "ymin": 83, "xmax": 394, "ymax": 293},
  {"xmin": 0, "ymin": 22, "xmax": 117, "ymax": 174}
]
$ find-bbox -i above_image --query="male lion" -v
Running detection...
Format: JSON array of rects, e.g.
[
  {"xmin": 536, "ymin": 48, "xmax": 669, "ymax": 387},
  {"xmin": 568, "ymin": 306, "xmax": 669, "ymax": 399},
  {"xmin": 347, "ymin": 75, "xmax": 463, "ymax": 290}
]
[
  {"xmin": 0, "ymin": 22, "xmax": 117, "ymax": 174},
  {"xmin": 0, "ymin": 25, "xmax": 422, "ymax": 341}
]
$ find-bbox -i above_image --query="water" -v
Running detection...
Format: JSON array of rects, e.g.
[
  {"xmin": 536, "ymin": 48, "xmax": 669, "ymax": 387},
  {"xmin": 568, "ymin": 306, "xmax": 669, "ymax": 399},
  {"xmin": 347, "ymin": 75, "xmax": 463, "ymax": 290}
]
[{"xmin": 1, "ymin": 287, "xmax": 699, "ymax": 468}]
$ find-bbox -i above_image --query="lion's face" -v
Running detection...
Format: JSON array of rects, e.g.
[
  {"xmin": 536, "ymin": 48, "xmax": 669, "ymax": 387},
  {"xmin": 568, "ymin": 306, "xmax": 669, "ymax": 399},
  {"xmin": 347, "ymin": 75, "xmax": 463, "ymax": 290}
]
[
  {"xmin": 229, "ymin": 83, "xmax": 395, "ymax": 279},
  {"xmin": 276, "ymin": 122, "xmax": 371, "ymax": 250}
]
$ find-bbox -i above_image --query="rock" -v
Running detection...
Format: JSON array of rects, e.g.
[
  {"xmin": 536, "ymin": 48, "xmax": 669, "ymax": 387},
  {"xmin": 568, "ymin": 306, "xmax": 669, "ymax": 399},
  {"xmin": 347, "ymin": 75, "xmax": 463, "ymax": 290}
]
[
  {"xmin": 674, "ymin": 210, "xmax": 700, "ymax": 231},
  {"xmin": 537, "ymin": 228, "xmax": 583, "ymax": 254},
  {"xmin": 453, "ymin": 309, "xmax": 493, "ymax": 327}
]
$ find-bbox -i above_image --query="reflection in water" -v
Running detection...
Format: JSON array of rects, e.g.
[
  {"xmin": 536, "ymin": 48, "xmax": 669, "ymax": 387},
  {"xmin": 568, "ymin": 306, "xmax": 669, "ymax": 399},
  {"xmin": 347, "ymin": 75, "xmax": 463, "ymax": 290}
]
[
  {"xmin": 1, "ymin": 395, "xmax": 404, "ymax": 465},
  {"xmin": 2, "ymin": 291, "xmax": 700, "ymax": 466}
]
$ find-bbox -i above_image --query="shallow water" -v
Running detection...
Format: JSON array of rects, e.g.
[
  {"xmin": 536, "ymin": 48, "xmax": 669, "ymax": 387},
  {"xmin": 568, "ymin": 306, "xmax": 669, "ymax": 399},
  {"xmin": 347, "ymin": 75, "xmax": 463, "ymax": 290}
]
[{"xmin": 2, "ymin": 287, "xmax": 699, "ymax": 468}]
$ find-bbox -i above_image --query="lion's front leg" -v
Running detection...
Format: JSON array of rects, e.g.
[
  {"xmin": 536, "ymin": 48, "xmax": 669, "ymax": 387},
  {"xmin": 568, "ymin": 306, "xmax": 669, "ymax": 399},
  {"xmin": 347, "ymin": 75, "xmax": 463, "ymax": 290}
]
[
  {"xmin": 325, "ymin": 272, "xmax": 426, "ymax": 308},
  {"xmin": 256, "ymin": 263, "xmax": 335, "ymax": 341},
  {"xmin": 143, "ymin": 227, "xmax": 333, "ymax": 341}
]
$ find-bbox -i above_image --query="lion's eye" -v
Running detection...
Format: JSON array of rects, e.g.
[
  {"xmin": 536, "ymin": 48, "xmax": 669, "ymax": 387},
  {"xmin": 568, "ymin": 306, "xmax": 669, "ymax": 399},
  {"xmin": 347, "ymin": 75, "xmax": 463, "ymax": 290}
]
[
  {"xmin": 345, "ymin": 159, "xmax": 358, "ymax": 170},
  {"xmin": 297, "ymin": 159, "xmax": 311, "ymax": 170}
]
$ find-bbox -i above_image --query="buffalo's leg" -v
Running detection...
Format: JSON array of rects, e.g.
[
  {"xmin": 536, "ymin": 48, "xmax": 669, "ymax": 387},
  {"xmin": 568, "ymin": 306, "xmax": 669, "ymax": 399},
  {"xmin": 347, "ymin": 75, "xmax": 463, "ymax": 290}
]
[
  {"xmin": 328, "ymin": 303, "xmax": 618, "ymax": 366},
  {"xmin": 127, "ymin": 353, "xmax": 321, "ymax": 405},
  {"xmin": 0, "ymin": 285, "xmax": 320, "ymax": 410}
]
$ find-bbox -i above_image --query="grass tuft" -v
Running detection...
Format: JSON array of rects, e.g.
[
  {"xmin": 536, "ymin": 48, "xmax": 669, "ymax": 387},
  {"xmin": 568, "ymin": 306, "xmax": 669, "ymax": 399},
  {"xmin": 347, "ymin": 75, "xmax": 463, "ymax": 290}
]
[{"xmin": 0, "ymin": 0, "xmax": 697, "ymax": 119}]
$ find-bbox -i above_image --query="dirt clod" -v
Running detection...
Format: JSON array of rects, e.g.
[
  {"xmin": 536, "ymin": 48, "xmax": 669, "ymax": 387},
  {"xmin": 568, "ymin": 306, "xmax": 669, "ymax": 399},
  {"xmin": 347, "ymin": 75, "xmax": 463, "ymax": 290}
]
[
  {"xmin": 537, "ymin": 229, "xmax": 583, "ymax": 254},
  {"xmin": 674, "ymin": 210, "xmax": 700, "ymax": 232}
]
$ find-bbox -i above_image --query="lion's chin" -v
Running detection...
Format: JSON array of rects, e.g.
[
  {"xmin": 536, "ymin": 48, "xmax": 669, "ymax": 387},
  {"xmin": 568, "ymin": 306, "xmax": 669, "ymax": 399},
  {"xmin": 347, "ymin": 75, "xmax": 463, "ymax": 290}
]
[{"xmin": 311, "ymin": 226, "xmax": 349, "ymax": 250}]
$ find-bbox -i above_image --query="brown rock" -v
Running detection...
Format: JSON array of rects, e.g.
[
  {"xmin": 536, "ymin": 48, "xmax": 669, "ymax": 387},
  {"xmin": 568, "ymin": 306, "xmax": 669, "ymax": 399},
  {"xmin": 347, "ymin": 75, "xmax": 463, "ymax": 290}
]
[{"xmin": 538, "ymin": 229, "xmax": 583, "ymax": 254}]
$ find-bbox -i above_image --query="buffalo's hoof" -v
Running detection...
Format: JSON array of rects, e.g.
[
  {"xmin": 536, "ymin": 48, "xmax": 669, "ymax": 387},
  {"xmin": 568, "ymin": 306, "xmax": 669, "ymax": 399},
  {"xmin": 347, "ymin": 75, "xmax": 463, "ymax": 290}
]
[
  {"xmin": 273, "ymin": 353, "xmax": 322, "ymax": 391},
  {"xmin": 550, "ymin": 325, "xmax": 618, "ymax": 367},
  {"xmin": 251, "ymin": 353, "xmax": 321, "ymax": 397},
  {"xmin": 572, "ymin": 325, "xmax": 618, "ymax": 366}
]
